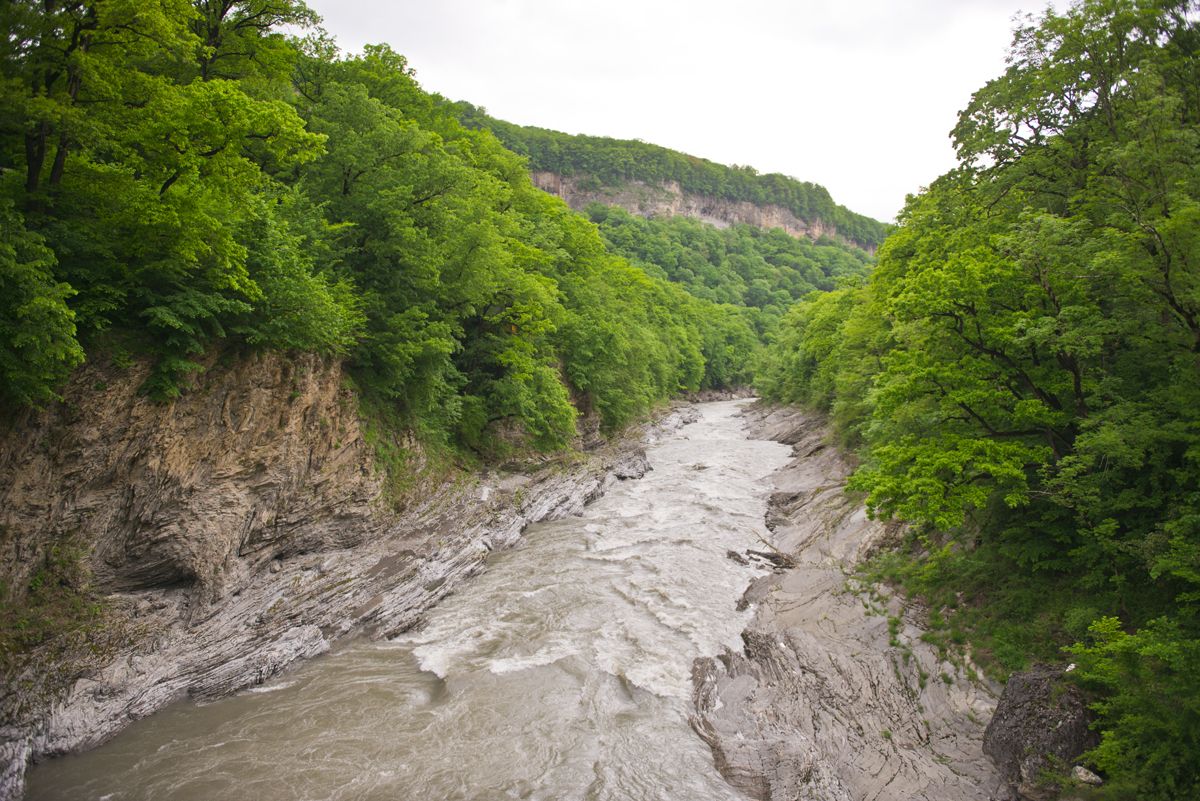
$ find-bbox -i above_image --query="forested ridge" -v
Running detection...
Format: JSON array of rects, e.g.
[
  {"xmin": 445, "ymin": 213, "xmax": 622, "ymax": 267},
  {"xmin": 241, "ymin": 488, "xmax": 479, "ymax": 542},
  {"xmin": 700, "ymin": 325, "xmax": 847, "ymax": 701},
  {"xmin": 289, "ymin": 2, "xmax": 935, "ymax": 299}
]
[
  {"xmin": 0, "ymin": 0, "xmax": 784, "ymax": 456},
  {"xmin": 758, "ymin": 1, "xmax": 1200, "ymax": 796},
  {"xmin": 452, "ymin": 103, "xmax": 891, "ymax": 251}
]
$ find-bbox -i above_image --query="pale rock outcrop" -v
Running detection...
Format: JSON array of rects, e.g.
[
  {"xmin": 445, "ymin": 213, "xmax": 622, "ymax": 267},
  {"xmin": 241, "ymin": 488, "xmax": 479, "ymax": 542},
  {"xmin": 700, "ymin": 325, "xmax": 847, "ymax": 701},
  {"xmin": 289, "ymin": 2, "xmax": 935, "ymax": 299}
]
[
  {"xmin": 531, "ymin": 172, "xmax": 875, "ymax": 252},
  {"xmin": 692, "ymin": 405, "xmax": 1002, "ymax": 801}
]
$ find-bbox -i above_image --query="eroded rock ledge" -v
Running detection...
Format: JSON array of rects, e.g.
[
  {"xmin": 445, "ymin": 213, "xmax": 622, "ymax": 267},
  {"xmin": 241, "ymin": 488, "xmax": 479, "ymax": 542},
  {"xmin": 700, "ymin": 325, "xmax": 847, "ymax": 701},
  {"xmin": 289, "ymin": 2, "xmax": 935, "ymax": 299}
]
[
  {"xmin": 531, "ymin": 172, "xmax": 875, "ymax": 253},
  {"xmin": 0, "ymin": 351, "xmax": 681, "ymax": 800},
  {"xmin": 692, "ymin": 405, "xmax": 1002, "ymax": 801}
]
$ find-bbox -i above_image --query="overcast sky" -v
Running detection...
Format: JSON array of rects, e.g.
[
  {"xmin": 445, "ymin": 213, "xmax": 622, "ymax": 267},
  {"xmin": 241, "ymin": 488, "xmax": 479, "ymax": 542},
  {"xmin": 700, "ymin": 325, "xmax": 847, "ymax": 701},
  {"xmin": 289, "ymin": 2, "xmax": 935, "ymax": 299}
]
[{"xmin": 305, "ymin": 0, "xmax": 1051, "ymax": 223}]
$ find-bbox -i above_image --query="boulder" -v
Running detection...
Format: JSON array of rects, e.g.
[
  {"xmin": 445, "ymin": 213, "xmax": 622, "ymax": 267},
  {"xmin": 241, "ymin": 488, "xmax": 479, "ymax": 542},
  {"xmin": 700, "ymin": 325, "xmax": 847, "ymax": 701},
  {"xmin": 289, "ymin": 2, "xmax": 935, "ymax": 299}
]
[
  {"xmin": 1071, "ymin": 765, "xmax": 1103, "ymax": 786},
  {"xmin": 983, "ymin": 664, "xmax": 1098, "ymax": 800}
]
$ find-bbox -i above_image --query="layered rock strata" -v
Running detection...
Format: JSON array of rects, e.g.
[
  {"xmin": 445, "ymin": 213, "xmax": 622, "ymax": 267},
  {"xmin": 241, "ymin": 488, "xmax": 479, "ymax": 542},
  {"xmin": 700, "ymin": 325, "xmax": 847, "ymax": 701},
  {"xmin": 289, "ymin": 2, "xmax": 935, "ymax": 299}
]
[
  {"xmin": 530, "ymin": 172, "xmax": 874, "ymax": 251},
  {"xmin": 692, "ymin": 405, "xmax": 1003, "ymax": 800},
  {"xmin": 0, "ymin": 351, "xmax": 669, "ymax": 800}
]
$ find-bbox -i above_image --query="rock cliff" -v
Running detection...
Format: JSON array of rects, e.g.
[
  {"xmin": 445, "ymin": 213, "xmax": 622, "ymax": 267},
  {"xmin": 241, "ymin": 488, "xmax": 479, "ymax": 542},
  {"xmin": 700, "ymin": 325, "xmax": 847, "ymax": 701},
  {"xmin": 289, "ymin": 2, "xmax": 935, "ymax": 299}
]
[
  {"xmin": 531, "ymin": 172, "xmax": 873, "ymax": 252},
  {"xmin": 0, "ymin": 351, "xmax": 660, "ymax": 800}
]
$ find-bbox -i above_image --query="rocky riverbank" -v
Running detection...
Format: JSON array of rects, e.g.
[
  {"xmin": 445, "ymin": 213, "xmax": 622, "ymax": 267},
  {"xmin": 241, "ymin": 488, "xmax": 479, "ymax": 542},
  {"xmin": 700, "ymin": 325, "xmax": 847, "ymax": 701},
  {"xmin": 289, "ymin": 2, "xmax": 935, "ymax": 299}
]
[
  {"xmin": 692, "ymin": 405, "xmax": 1004, "ymax": 800},
  {"xmin": 0, "ymin": 352, "xmax": 688, "ymax": 801}
]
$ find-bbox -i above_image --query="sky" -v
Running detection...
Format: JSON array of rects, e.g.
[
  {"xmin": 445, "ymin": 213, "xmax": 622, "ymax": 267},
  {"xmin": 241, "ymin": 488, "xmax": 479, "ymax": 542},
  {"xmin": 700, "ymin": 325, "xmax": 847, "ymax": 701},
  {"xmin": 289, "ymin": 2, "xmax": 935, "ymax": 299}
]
[{"xmin": 304, "ymin": 0, "xmax": 1053, "ymax": 223}]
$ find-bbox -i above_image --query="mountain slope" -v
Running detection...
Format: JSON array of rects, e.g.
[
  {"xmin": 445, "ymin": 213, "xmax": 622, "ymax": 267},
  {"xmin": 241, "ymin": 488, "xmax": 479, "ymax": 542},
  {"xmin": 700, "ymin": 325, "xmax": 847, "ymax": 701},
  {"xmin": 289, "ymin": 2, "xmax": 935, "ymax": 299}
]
[{"xmin": 452, "ymin": 103, "xmax": 890, "ymax": 251}]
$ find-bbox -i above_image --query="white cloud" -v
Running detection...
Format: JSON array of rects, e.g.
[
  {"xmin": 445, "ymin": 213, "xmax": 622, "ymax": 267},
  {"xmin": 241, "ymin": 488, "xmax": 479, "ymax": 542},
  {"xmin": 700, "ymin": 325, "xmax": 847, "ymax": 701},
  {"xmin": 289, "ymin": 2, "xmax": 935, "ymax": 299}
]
[{"xmin": 306, "ymin": 0, "xmax": 1052, "ymax": 222}]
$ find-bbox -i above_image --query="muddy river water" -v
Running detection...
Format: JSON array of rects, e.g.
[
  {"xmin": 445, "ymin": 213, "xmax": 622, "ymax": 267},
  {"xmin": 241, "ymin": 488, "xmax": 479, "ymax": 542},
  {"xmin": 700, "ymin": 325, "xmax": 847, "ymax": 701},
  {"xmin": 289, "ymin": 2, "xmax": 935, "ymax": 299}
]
[{"xmin": 27, "ymin": 400, "xmax": 792, "ymax": 801}]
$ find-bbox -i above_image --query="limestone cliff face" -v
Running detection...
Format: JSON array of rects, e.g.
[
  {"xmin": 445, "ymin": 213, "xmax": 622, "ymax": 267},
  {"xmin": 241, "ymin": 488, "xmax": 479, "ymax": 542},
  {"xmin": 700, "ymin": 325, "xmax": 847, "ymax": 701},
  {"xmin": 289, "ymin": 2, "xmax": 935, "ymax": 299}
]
[
  {"xmin": 531, "ymin": 171, "xmax": 867, "ymax": 250},
  {"xmin": 1, "ymin": 351, "xmax": 381, "ymax": 607},
  {"xmin": 0, "ymin": 351, "xmax": 656, "ymax": 800}
]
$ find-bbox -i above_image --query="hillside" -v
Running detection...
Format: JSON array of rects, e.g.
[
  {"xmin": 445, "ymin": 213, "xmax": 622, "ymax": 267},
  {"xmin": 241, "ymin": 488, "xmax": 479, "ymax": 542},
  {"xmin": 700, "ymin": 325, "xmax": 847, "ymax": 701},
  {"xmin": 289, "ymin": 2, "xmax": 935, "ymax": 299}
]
[
  {"xmin": 584, "ymin": 205, "xmax": 871, "ymax": 333},
  {"xmin": 452, "ymin": 103, "xmax": 889, "ymax": 251},
  {"xmin": 0, "ymin": 12, "xmax": 781, "ymax": 792}
]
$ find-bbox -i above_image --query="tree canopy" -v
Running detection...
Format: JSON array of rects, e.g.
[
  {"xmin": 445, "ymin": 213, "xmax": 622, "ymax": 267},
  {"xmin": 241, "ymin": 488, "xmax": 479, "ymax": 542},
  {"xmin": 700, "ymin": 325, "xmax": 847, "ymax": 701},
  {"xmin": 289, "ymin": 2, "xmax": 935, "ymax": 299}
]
[
  {"xmin": 584, "ymin": 204, "xmax": 870, "ymax": 332},
  {"xmin": 452, "ymin": 103, "xmax": 891, "ymax": 251},
  {"xmin": 757, "ymin": 2, "xmax": 1200, "ymax": 796},
  {"xmin": 0, "ymin": 1, "xmax": 774, "ymax": 453}
]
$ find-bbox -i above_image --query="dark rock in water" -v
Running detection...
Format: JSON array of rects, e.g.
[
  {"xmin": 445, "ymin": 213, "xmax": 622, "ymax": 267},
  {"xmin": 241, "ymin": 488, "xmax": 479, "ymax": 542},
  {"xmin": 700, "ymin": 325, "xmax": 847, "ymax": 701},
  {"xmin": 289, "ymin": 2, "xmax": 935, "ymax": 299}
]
[
  {"xmin": 725, "ymin": 550, "xmax": 749, "ymax": 566},
  {"xmin": 983, "ymin": 663, "xmax": 1098, "ymax": 801},
  {"xmin": 745, "ymin": 548, "xmax": 794, "ymax": 570}
]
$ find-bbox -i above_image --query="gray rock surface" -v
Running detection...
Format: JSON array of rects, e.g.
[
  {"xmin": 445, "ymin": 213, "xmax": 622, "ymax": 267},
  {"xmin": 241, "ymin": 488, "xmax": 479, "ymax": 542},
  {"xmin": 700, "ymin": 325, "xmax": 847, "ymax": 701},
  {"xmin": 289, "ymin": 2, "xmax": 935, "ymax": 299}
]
[
  {"xmin": 530, "ymin": 172, "xmax": 872, "ymax": 251},
  {"xmin": 692, "ymin": 404, "xmax": 1003, "ymax": 801},
  {"xmin": 983, "ymin": 664, "xmax": 1098, "ymax": 801},
  {"xmin": 0, "ymin": 351, "xmax": 679, "ymax": 800},
  {"xmin": 1071, "ymin": 765, "xmax": 1102, "ymax": 786}
]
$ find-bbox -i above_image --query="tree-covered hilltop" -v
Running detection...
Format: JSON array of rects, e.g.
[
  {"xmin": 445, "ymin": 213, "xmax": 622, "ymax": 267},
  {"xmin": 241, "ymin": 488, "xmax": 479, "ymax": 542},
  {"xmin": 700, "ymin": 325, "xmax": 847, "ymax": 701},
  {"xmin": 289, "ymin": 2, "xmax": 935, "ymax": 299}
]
[
  {"xmin": 758, "ymin": 1, "xmax": 1199, "ymax": 797},
  {"xmin": 0, "ymin": 1, "xmax": 763, "ymax": 455},
  {"xmin": 452, "ymin": 103, "xmax": 891, "ymax": 251},
  {"xmin": 583, "ymin": 204, "xmax": 871, "ymax": 334}
]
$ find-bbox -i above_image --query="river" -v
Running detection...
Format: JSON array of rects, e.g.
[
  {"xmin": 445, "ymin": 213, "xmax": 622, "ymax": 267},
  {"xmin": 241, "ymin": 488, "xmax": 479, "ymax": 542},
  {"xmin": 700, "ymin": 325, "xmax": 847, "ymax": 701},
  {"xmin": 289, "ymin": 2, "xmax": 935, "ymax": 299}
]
[{"xmin": 25, "ymin": 400, "xmax": 791, "ymax": 801}]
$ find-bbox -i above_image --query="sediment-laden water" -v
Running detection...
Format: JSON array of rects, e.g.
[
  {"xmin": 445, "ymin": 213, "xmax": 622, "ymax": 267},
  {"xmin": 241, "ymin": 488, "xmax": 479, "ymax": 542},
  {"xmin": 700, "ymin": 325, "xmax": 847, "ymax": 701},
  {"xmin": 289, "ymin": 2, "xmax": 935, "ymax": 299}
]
[{"xmin": 26, "ymin": 400, "xmax": 791, "ymax": 801}]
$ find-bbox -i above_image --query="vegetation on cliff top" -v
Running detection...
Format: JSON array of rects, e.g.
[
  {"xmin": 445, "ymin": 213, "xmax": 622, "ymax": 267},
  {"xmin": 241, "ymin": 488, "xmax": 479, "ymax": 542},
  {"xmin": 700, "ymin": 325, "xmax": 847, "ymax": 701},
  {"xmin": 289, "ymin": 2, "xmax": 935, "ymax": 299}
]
[
  {"xmin": 10, "ymin": 0, "xmax": 1196, "ymax": 796},
  {"xmin": 452, "ymin": 103, "xmax": 891, "ymax": 251},
  {"xmin": 0, "ymin": 0, "xmax": 774, "ymax": 455},
  {"xmin": 757, "ymin": 1, "xmax": 1200, "ymax": 796}
]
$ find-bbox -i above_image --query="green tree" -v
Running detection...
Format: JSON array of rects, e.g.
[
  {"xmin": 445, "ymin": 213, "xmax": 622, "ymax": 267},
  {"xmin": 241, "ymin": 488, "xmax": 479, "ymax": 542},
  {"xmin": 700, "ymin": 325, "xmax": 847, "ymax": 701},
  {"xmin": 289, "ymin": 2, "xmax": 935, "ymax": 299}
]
[
  {"xmin": 0, "ymin": 201, "xmax": 83, "ymax": 407},
  {"xmin": 757, "ymin": 2, "xmax": 1200, "ymax": 795}
]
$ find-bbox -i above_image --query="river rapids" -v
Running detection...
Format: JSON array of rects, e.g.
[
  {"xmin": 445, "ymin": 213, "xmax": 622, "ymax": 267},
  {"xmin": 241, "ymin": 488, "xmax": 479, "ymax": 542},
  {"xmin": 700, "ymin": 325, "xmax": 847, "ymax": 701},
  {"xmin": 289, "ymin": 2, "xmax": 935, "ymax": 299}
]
[{"xmin": 27, "ymin": 400, "xmax": 791, "ymax": 801}]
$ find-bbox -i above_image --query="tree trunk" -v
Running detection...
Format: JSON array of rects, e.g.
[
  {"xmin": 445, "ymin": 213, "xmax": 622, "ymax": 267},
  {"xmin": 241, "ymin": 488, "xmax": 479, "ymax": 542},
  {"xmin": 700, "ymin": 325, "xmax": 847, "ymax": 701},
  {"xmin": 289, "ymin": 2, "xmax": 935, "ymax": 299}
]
[
  {"xmin": 24, "ymin": 122, "xmax": 49, "ymax": 194},
  {"xmin": 48, "ymin": 130, "xmax": 69, "ymax": 186}
]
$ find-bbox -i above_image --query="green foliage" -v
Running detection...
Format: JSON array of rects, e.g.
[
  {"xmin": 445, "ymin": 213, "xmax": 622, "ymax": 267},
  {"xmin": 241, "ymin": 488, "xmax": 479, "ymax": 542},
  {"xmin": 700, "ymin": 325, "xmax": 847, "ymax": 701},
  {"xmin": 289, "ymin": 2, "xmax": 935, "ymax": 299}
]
[
  {"xmin": 584, "ymin": 204, "xmax": 871, "ymax": 328},
  {"xmin": 755, "ymin": 283, "xmax": 889, "ymax": 444},
  {"xmin": 291, "ymin": 44, "xmax": 729, "ymax": 445},
  {"xmin": 0, "ymin": 0, "xmax": 352, "ymax": 399},
  {"xmin": 758, "ymin": 1, "xmax": 1200, "ymax": 795},
  {"xmin": 453, "ymin": 103, "xmax": 891, "ymax": 250},
  {"xmin": 1, "ymin": 3, "xmax": 781, "ymax": 454},
  {"xmin": 1069, "ymin": 617, "xmax": 1200, "ymax": 801},
  {"xmin": 0, "ymin": 202, "xmax": 84, "ymax": 407},
  {"xmin": 232, "ymin": 189, "xmax": 365, "ymax": 354}
]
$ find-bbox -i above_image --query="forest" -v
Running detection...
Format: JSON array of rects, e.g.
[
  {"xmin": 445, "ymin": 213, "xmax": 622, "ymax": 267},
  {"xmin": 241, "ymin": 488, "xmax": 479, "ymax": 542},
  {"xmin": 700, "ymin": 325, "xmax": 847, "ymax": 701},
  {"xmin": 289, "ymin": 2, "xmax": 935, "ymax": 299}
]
[
  {"xmin": 3, "ymin": 0, "xmax": 1198, "ymax": 798},
  {"xmin": 0, "ymin": 0, "xmax": 792, "ymax": 454},
  {"xmin": 584, "ymin": 204, "xmax": 871, "ymax": 333},
  {"xmin": 757, "ymin": 1, "xmax": 1199, "ymax": 797}
]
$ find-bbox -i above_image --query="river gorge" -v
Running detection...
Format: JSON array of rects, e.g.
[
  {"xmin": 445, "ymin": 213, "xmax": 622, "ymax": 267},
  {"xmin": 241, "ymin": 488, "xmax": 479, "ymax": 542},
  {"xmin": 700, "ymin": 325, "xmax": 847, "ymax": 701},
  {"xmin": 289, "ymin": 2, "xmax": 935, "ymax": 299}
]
[
  {"xmin": 25, "ymin": 401, "xmax": 784, "ymax": 800},
  {"xmin": 18, "ymin": 400, "xmax": 1006, "ymax": 801}
]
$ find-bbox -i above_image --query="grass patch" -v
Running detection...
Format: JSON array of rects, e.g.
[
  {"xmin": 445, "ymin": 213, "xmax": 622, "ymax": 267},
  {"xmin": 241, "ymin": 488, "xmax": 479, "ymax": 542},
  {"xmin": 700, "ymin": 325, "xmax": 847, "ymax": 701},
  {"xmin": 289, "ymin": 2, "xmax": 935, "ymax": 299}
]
[
  {"xmin": 355, "ymin": 388, "xmax": 470, "ymax": 510},
  {"xmin": 0, "ymin": 540, "xmax": 104, "ymax": 663},
  {"xmin": 857, "ymin": 529, "xmax": 1125, "ymax": 682}
]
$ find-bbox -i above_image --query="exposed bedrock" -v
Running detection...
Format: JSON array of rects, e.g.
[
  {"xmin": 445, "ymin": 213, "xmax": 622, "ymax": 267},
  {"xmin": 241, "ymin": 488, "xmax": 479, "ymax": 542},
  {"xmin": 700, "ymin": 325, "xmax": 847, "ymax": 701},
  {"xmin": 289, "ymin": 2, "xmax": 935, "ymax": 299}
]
[
  {"xmin": 983, "ymin": 664, "xmax": 1099, "ymax": 801},
  {"xmin": 0, "ymin": 351, "xmax": 672, "ymax": 800},
  {"xmin": 692, "ymin": 405, "xmax": 1003, "ymax": 801},
  {"xmin": 530, "ymin": 172, "xmax": 875, "ymax": 253}
]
